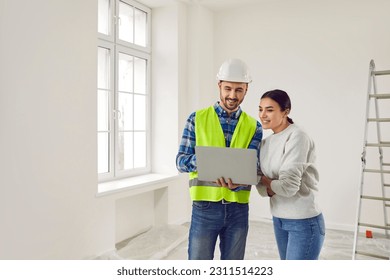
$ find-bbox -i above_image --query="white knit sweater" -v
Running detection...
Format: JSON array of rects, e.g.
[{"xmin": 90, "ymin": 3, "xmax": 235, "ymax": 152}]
[{"xmin": 256, "ymin": 124, "xmax": 322, "ymax": 219}]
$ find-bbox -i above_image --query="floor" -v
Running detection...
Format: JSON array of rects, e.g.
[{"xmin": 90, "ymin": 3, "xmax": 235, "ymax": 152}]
[{"xmin": 109, "ymin": 220, "xmax": 390, "ymax": 260}]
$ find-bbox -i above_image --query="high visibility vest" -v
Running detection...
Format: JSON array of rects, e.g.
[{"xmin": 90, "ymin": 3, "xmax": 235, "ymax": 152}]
[{"xmin": 189, "ymin": 106, "xmax": 257, "ymax": 203}]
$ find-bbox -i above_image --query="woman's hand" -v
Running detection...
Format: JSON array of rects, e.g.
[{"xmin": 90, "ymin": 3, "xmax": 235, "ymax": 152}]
[{"xmin": 261, "ymin": 176, "xmax": 275, "ymax": 197}]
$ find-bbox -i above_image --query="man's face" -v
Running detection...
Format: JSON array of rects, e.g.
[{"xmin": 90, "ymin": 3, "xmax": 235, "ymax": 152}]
[{"xmin": 218, "ymin": 81, "xmax": 248, "ymax": 114}]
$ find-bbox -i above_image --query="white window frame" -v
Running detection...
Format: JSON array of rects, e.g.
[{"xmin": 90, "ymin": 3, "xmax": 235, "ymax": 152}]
[{"xmin": 98, "ymin": 0, "xmax": 151, "ymax": 182}]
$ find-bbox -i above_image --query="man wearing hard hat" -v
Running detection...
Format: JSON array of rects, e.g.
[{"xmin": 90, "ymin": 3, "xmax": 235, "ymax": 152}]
[{"xmin": 176, "ymin": 58, "xmax": 263, "ymax": 260}]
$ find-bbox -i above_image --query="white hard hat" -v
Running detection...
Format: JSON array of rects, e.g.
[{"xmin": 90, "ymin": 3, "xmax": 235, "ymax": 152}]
[{"xmin": 216, "ymin": 58, "xmax": 252, "ymax": 83}]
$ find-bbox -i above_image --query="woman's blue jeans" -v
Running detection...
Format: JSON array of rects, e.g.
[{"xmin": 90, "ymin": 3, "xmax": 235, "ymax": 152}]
[
  {"xmin": 188, "ymin": 200, "xmax": 249, "ymax": 260},
  {"xmin": 272, "ymin": 213, "xmax": 325, "ymax": 260}
]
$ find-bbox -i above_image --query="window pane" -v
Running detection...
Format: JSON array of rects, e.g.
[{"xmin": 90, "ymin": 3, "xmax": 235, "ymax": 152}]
[
  {"xmin": 134, "ymin": 57, "xmax": 146, "ymax": 94},
  {"xmin": 134, "ymin": 8, "xmax": 147, "ymax": 47},
  {"xmin": 134, "ymin": 132, "xmax": 146, "ymax": 168},
  {"xmin": 134, "ymin": 94, "xmax": 145, "ymax": 130},
  {"xmin": 119, "ymin": 1, "xmax": 134, "ymax": 43},
  {"xmin": 118, "ymin": 132, "xmax": 133, "ymax": 170},
  {"xmin": 118, "ymin": 92, "xmax": 133, "ymax": 131},
  {"xmin": 98, "ymin": 0, "xmax": 110, "ymax": 35},
  {"xmin": 98, "ymin": 90, "xmax": 109, "ymax": 131},
  {"xmin": 98, "ymin": 47, "xmax": 110, "ymax": 89},
  {"xmin": 98, "ymin": 0, "xmax": 150, "ymax": 179},
  {"xmin": 98, "ymin": 132, "xmax": 109, "ymax": 173},
  {"xmin": 118, "ymin": 52, "xmax": 133, "ymax": 92}
]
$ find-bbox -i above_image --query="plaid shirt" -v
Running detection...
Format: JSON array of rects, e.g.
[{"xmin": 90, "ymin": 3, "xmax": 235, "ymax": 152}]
[{"xmin": 176, "ymin": 102, "xmax": 263, "ymax": 173}]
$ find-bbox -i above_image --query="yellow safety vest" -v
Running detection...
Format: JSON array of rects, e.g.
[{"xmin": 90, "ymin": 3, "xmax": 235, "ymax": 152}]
[{"xmin": 189, "ymin": 106, "xmax": 257, "ymax": 203}]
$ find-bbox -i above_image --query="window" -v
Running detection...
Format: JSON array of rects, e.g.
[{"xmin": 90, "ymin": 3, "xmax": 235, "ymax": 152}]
[{"xmin": 98, "ymin": 0, "xmax": 151, "ymax": 181}]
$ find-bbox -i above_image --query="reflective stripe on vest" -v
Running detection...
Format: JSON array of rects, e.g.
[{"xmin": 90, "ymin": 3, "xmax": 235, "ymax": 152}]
[{"xmin": 189, "ymin": 106, "xmax": 257, "ymax": 203}]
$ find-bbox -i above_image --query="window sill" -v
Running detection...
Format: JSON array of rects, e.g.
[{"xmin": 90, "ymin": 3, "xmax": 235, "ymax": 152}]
[{"xmin": 96, "ymin": 173, "xmax": 179, "ymax": 198}]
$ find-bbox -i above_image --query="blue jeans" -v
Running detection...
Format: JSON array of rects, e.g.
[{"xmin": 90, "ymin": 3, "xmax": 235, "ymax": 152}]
[
  {"xmin": 188, "ymin": 201, "xmax": 249, "ymax": 260},
  {"xmin": 273, "ymin": 213, "xmax": 325, "ymax": 260}
]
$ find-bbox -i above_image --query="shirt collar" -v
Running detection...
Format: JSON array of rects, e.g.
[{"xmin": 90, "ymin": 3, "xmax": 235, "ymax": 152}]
[{"xmin": 214, "ymin": 102, "xmax": 242, "ymax": 119}]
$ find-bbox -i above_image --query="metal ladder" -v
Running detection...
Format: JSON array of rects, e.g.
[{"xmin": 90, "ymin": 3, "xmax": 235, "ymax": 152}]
[{"xmin": 352, "ymin": 59, "xmax": 390, "ymax": 260}]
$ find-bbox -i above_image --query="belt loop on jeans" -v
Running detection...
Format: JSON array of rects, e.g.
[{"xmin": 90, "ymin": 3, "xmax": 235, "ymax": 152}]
[{"xmin": 221, "ymin": 199, "xmax": 231, "ymax": 204}]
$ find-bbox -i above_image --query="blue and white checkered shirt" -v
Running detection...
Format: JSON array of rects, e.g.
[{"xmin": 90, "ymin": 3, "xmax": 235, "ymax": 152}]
[{"xmin": 176, "ymin": 102, "xmax": 263, "ymax": 173}]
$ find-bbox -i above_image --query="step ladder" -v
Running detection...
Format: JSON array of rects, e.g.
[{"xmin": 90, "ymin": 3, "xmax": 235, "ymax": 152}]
[{"xmin": 352, "ymin": 60, "xmax": 390, "ymax": 260}]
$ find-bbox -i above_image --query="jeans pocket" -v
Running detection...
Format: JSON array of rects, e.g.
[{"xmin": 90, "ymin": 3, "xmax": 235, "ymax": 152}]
[
  {"xmin": 192, "ymin": 201, "xmax": 211, "ymax": 210},
  {"xmin": 316, "ymin": 214, "xmax": 326, "ymax": 236}
]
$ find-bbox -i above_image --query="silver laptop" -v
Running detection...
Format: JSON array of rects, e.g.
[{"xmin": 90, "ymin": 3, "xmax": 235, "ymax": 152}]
[{"xmin": 195, "ymin": 146, "xmax": 258, "ymax": 185}]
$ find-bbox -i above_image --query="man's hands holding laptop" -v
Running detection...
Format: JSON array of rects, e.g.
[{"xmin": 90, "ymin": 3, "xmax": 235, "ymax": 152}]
[{"xmin": 215, "ymin": 177, "xmax": 243, "ymax": 190}]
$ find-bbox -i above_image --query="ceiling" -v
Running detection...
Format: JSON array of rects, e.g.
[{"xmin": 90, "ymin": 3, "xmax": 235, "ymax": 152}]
[{"xmin": 140, "ymin": 0, "xmax": 262, "ymax": 11}]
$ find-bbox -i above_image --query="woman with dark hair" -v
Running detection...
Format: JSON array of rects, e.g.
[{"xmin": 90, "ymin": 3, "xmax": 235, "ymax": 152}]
[{"xmin": 257, "ymin": 89, "xmax": 325, "ymax": 260}]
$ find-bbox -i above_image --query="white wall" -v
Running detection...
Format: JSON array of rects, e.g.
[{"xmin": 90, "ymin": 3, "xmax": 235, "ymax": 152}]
[
  {"xmin": 151, "ymin": 2, "xmax": 192, "ymax": 233},
  {"xmin": 211, "ymin": 0, "xmax": 390, "ymax": 230},
  {"xmin": 0, "ymin": 0, "xmax": 114, "ymax": 259},
  {"xmin": 185, "ymin": 3, "xmax": 215, "ymax": 112},
  {"xmin": 1, "ymin": 0, "xmax": 389, "ymax": 260}
]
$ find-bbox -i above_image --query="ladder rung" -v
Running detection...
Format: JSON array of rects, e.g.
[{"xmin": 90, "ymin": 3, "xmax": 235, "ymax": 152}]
[
  {"xmin": 358, "ymin": 222, "xmax": 390, "ymax": 230},
  {"xmin": 385, "ymin": 184, "xmax": 390, "ymax": 187},
  {"xmin": 364, "ymin": 168, "xmax": 390, "ymax": 174},
  {"xmin": 373, "ymin": 70, "xmax": 390, "ymax": 76},
  {"xmin": 355, "ymin": 250, "xmax": 389, "ymax": 260},
  {"xmin": 367, "ymin": 118, "xmax": 390, "ymax": 122},
  {"xmin": 383, "ymin": 163, "xmax": 390, "ymax": 166},
  {"xmin": 361, "ymin": 195, "xmax": 390, "ymax": 201},
  {"xmin": 366, "ymin": 143, "xmax": 390, "ymax": 147},
  {"xmin": 369, "ymin": 93, "xmax": 390, "ymax": 99}
]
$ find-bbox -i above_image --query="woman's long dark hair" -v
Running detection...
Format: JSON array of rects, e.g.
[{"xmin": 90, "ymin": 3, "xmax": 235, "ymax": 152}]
[{"xmin": 261, "ymin": 89, "xmax": 294, "ymax": 124}]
